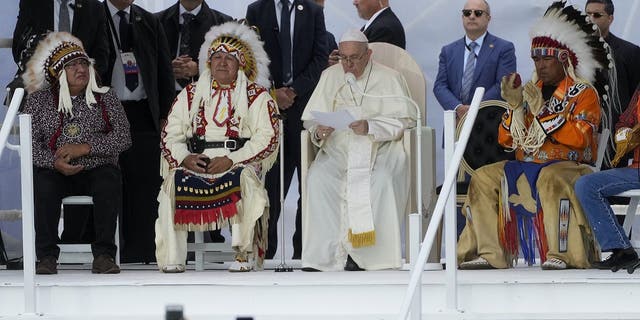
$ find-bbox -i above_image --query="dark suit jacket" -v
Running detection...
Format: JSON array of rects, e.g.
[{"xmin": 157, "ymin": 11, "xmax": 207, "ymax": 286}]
[
  {"xmin": 103, "ymin": 2, "xmax": 175, "ymax": 132},
  {"xmin": 246, "ymin": 0, "xmax": 328, "ymax": 119},
  {"xmin": 326, "ymin": 31, "xmax": 337, "ymax": 55},
  {"xmin": 363, "ymin": 7, "xmax": 406, "ymax": 49},
  {"xmin": 12, "ymin": 0, "xmax": 111, "ymax": 84},
  {"xmin": 433, "ymin": 32, "xmax": 516, "ymax": 110},
  {"xmin": 607, "ymin": 33, "xmax": 640, "ymax": 111},
  {"xmin": 156, "ymin": 1, "xmax": 232, "ymax": 65}
]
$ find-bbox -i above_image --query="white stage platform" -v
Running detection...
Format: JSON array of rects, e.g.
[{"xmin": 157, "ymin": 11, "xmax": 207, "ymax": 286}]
[{"xmin": 2, "ymin": 260, "xmax": 640, "ymax": 320}]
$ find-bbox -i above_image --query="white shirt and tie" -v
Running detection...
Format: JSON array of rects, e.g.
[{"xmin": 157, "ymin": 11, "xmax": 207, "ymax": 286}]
[
  {"xmin": 457, "ymin": 32, "xmax": 486, "ymax": 108},
  {"xmin": 54, "ymin": 0, "xmax": 75, "ymax": 32},
  {"xmin": 106, "ymin": 0, "xmax": 147, "ymax": 101},
  {"xmin": 274, "ymin": 0, "xmax": 296, "ymax": 34},
  {"xmin": 173, "ymin": 3, "xmax": 202, "ymax": 91},
  {"xmin": 176, "ymin": 3, "xmax": 202, "ymax": 58},
  {"xmin": 274, "ymin": 0, "xmax": 295, "ymax": 85},
  {"xmin": 463, "ymin": 33, "xmax": 485, "ymax": 71}
]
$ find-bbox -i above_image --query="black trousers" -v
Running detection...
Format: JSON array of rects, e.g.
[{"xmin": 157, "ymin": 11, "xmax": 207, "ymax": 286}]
[
  {"xmin": 265, "ymin": 116, "xmax": 303, "ymax": 259},
  {"xmin": 33, "ymin": 165, "xmax": 121, "ymax": 260},
  {"xmin": 119, "ymin": 100, "xmax": 162, "ymax": 263}
]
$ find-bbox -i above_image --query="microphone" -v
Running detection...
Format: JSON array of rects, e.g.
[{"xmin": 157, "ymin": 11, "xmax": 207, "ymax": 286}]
[{"xmin": 345, "ymin": 72, "xmax": 357, "ymax": 89}]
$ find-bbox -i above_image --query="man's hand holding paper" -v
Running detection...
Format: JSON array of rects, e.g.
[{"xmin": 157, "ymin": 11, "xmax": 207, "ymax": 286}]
[
  {"xmin": 310, "ymin": 108, "xmax": 359, "ymax": 131},
  {"xmin": 315, "ymin": 125, "xmax": 335, "ymax": 140}
]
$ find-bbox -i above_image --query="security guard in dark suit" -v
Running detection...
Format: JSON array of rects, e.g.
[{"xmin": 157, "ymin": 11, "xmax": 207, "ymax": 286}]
[
  {"xmin": 104, "ymin": 0, "xmax": 176, "ymax": 263},
  {"xmin": 246, "ymin": 0, "xmax": 328, "ymax": 259}
]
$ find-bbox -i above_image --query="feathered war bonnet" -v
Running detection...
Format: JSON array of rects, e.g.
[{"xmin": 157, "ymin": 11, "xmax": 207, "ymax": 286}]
[
  {"xmin": 508, "ymin": 1, "xmax": 616, "ymax": 157},
  {"xmin": 529, "ymin": 1, "xmax": 622, "ymax": 166},
  {"xmin": 21, "ymin": 32, "xmax": 108, "ymax": 117},
  {"xmin": 529, "ymin": 1, "xmax": 613, "ymax": 95},
  {"xmin": 187, "ymin": 21, "xmax": 278, "ymax": 172},
  {"xmin": 189, "ymin": 21, "xmax": 271, "ymax": 115}
]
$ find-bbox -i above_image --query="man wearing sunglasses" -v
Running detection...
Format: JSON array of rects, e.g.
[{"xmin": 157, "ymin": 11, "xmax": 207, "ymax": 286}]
[
  {"xmin": 433, "ymin": 0, "xmax": 516, "ymax": 119},
  {"xmin": 585, "ymin": 0, "xmax": 640, "ymax": 170}
]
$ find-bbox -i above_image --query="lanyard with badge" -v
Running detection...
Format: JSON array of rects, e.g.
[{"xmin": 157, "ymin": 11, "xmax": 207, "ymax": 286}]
[{"xmin": 107, "ymin": 11, "xmax": 140, "ymax": 80}]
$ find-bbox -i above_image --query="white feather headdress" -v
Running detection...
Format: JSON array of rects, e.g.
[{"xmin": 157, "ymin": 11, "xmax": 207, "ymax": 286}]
[
  {"xmin": 21, "ymin": 32, "xmax": 108, "ymax": 116},
  {"xmin": 198, "ymin": 21, "xmax": 270, "ymax": 88},
  {"xmin": 529, "ymin": 1, "xmax": 611, "ymax": 84}
]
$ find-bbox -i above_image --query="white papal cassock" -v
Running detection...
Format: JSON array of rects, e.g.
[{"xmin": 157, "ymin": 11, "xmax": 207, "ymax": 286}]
[{"xmin": 300, "ymin": 61, "xmax": 416, "ymax": 271}]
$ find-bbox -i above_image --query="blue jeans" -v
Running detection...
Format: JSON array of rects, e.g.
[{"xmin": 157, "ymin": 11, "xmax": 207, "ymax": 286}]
[{"xmin": 575, "ymin": 168, "xmax": 640, "ymax": 251}]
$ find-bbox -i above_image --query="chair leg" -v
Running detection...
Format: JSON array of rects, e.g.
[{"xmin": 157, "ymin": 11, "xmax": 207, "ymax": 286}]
[
  {"xmin": 115, "ymin": 217, "xmax": 120, "ymax": 265},
  {"xmin": 623, "ymin": 197, "xmax": 639, "ymax": 237},
  {"xmin": 195, "ymin": 231, "xmax": 204, "ymax": 271}
]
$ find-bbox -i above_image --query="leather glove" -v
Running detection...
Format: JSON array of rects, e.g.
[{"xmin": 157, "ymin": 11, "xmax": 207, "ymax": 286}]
[
  {"xmin": 523, "ymin": 81, "xmax": 543, "ymax": 116},
  {"xmin": 612, "ymin": 125, "xmax": 640, "ymax": 166},
  {"xmin": 500, "ymin": 73, "xmax": 523, "ymax": 110}
]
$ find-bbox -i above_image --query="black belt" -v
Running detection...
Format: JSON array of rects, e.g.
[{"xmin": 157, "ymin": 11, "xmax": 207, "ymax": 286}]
[{"xmin": 188, "ymin": 137, "xmax": 249, "ymax": 153}]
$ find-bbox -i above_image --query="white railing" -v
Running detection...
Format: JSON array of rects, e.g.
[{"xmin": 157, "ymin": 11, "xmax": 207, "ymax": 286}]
[
  {"xmin": 398, "ymin": 87, "xmax": 485, "ymax": 319},
  {"xmin": 0, "ymin": 88, "xmax": 22, "ymax": 159},
  {"xmin": 18, "ymin": 113, "xmax": 36, "ymax": 316},
  {"xmin": 443, "ymin": 108, "xmax": 458, "ymax": 311},
  {"xmin": 1, "ymin": 89, "xmax": 38, "ymax": 315}
]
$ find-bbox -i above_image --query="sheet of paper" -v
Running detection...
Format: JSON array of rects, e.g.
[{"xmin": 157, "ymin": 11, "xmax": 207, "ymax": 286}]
[{"xmin": 310, "ymin": 109, "xmax": 358, "ymax": 130}]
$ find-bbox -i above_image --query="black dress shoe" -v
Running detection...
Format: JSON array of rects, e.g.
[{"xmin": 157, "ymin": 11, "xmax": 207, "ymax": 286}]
[
  {"xmin": 344, "ymin": 255, "xmax": 364, "ymax": 271},
  {"xmin": 301, "ymin": 267, "xmax": 321, "ymax": 272},
  {"xmin": 593, "ymin": 248, "xmax": 639, "ymax": 272},
  {"xmin": 627, "ymin": 260, "xmax": 640, "ymax": 274},
  {"xmin": 92, "ymin": 254, "xmax": 120, "ymax": 274},
  {"xmin": 7, "ymin": 257, "xmax": 24, "ymax": 270},
  {"xmin": 36, "ymin": 256, "xmax": 57, "ymax": 275}
]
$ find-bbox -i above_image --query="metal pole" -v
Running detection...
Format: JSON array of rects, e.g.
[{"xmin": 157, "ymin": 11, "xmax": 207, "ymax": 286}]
[
  {"xmin": 398, "ymin": 88, "xmax": 484, "ymax": 319},
  {"xmin": 19, "ymin": 114, "xmax": 37, "ymax": 315},
  {"xmin": 0, "ymin": 88, "xmax": 23, "ymax": 158},
  {"xmin": 275, "ymin": 116, "xmax": 292, "ymax": 272},
  {"xmin": 409, "ymin": 95, "xmax": 423, "ymax": 320},
  {"xmin": 409, "ymin": 213, "xmax": 422, "ymax": 320},
  {"xmin": 443, "ymin": 111, "xmax": 458, "ymax": 310}
]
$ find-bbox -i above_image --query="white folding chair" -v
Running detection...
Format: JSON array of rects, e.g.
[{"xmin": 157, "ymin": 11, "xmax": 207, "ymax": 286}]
[
  {"xmin": 590, "ymin": 128, "xmax": 610, "ymax": 172},
  {"xmin": 613, "ymin": 190, "xmax": 640, "ymax": 237},
  {"xmin": 187, "ymin": 232, "xmax": 234, "ymax": 271},
  {"xmin": 58, "ymin": 196, "xmax": 120, "ymax": 265}
]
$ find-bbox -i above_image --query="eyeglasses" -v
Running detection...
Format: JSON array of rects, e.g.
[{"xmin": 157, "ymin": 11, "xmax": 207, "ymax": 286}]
[
  {"xmin": 338, "ymin": 52, "xmax": 367, "ymax": 64},
  {"xmin": 586, "ymin": 12, "xmax": 606, "ymax": 19},
  {"xmin": 64, "ymin": 59, "xmax": 90, "ymax": 71},
  {"xmin": 462, "ymin": 9, "xmax": 485, "ymax": 17}
]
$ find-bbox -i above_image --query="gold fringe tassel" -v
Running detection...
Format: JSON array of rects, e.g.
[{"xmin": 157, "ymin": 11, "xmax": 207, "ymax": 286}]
[{"xmin": 348, "ymin": 229, "xmax": 376, "ymax": 248}]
